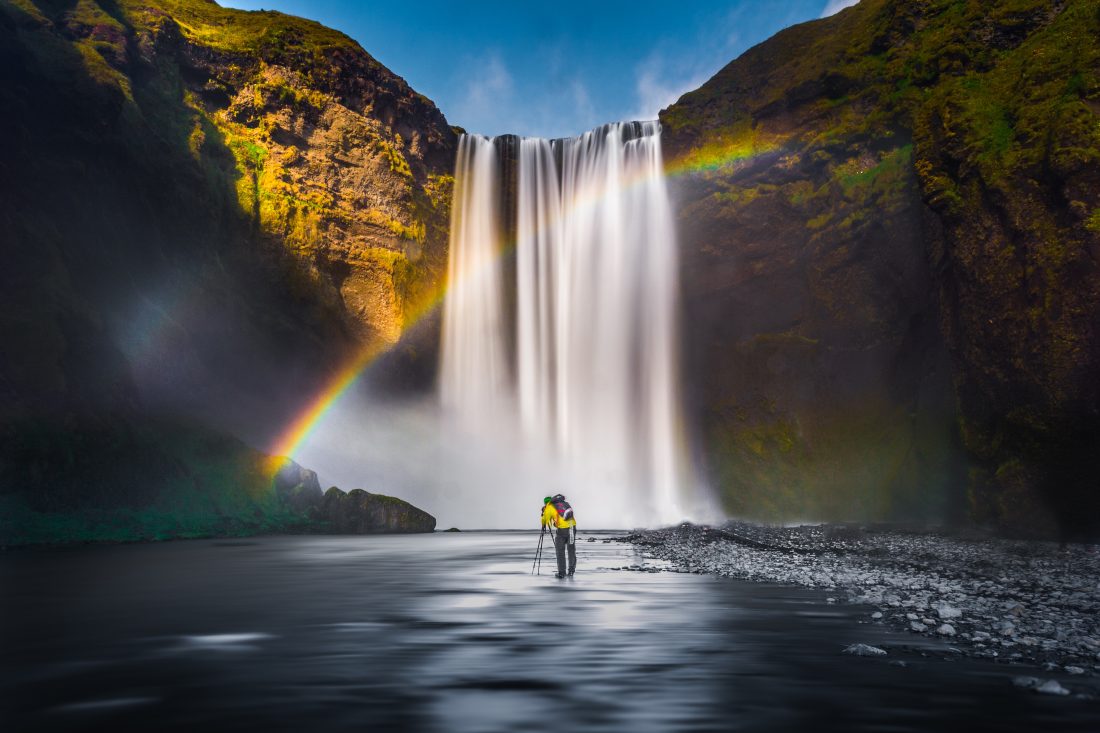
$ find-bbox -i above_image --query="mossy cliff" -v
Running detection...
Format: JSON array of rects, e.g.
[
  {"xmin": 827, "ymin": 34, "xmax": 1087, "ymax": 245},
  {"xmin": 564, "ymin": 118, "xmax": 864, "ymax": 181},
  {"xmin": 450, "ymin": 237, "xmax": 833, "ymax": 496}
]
[
  {"xmin": 0, "ymin": 420, "xmax": 312, "ymax": 545},
  {"xmin": 662, "ymin": 0, "xmax": 1099, "ymax": 537},
  {"xmin": 0, "ymin": 421, "xmax": 437, "ymax": 546},
  {"xmin": 0, "ymin": 0, "xmax": 452, "ymax": 543},
  {"xmin": 1, "ymin": 0, "xmax": 455, "ymax": 415}
]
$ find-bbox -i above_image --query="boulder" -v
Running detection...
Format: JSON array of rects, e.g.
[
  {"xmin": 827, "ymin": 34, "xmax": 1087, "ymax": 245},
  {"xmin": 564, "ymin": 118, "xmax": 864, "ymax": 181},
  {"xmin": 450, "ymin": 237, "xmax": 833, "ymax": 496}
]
[
  {"xmin": 315, "ymin": 487, "xmax": 436, "ymax": 534},
  {"xmin": 935, "ymin": 603, "xmax": 963, "ymax": 620},
  {"xmin": 1036, "ymin": 680, "xmax": 1071, "ymax": 697}
]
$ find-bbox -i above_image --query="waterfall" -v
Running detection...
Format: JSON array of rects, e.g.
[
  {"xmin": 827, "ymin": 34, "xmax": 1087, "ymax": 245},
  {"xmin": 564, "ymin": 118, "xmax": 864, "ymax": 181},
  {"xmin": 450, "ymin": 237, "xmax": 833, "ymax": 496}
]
[
  {"xmin": 440, "ymin": 122, "xmax": 706, "ymax": 528},
  {"xmin": 440, "ymin": 135, "xmax": 509, "ymax": 424}
]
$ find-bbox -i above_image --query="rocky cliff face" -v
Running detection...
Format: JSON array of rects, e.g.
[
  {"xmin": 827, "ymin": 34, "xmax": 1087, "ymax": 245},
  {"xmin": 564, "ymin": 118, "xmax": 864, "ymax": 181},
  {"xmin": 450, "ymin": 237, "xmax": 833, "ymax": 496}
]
[
  {"xmin": 662, "ymin": 0, "xmax": 1099, "ymax": 536},
  {"xmin": 0, "ymin": 0, "xmax": 453, "ymax": 542},
  {"xmin": 0, "ymin": 0, "xmax": 456, "ymax": 434}
]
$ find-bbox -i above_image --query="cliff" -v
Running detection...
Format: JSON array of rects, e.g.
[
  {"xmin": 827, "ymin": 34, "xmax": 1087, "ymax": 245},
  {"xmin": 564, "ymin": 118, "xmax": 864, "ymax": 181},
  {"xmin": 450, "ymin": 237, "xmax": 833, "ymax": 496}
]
[
  {"xmin": 662, "ymin": 0, "xmax": 1099, "ymax": 536},
  {"xmin": 0, "ymin": 433, "xmax": 437, "ymax": 546},
  {"xmin": 0, "ymin": 0, "xmax": 452, "ymax": 542},
  {"xmin": 0, "ymin": 0, "xmax": 455, "ymax": 431}
]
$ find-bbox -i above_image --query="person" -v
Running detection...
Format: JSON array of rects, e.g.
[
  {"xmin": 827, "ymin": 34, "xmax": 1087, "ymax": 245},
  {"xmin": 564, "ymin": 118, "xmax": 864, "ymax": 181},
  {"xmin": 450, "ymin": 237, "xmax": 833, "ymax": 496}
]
[{"xmin": 541, "ymin": 494, "xmax": 577, "ymax": 579}]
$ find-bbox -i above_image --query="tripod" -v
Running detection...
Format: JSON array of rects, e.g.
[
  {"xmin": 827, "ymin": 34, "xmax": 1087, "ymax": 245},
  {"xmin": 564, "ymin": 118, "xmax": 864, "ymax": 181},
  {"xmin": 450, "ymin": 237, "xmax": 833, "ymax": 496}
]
[{"xmin": 531, "ymin": 527, "xmax": 547, "ymax": 575}]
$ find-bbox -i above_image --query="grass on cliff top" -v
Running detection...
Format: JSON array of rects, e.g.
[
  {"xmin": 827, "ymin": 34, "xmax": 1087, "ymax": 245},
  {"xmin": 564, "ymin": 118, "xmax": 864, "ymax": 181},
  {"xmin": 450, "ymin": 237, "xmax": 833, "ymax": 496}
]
[
  {"xmin": 123, "ymin": 0, "xmax": 363, "ymax": 56},
  {"xmin": 668, "ymin": 0, "xmax": 1098, "ymax": 168},
  {"xmin": 12, "ymin": 0, "xmax": 361, "ymax": 53}
]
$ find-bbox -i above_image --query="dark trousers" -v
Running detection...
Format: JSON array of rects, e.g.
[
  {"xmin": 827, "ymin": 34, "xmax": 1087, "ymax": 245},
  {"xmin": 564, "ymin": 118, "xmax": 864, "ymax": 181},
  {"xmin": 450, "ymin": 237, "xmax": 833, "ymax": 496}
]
[{"xmin": 553, "ymin": 527, "xmax": 576, "ymax": 576}]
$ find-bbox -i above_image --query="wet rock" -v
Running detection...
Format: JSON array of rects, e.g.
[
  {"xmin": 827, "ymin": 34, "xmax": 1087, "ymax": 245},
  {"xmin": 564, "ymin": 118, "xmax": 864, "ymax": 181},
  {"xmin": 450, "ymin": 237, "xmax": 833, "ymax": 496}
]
[
  {"xmin": 314, "ymin": 488, "xmax": 436, "ymax": 534},
  {"xmin": 936, "ymin": 604, "xmax": 962, "ymax": 620},
  {"xmin": 617, "ymin": 522, "xmax": 1100, "ymax": 670},
  {"xmin": 937, "ymin": 624, "xmax": 957, "ymax": 636},
  {"xmin": 1036, "ymin": 680, "xmax": 1071, "ymax": 696},
  {"xmin": 843, "ymin": 643, "xmax": 887, "ymax": 657}
]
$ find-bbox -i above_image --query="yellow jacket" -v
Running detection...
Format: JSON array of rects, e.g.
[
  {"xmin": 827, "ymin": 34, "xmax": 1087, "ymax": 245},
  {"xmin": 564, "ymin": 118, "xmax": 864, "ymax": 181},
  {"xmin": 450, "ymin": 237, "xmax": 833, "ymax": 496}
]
[{"xmin": 542, "ymin": 502, "xmax": 576, "ymax": 530}]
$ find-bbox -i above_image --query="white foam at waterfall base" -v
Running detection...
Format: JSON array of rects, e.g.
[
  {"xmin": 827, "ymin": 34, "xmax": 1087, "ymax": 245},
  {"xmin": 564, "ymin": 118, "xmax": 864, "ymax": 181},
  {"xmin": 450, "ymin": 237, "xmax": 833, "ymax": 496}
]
[{"xmin": 440, "ymin": 122, "xmax": 713, "ymax": 528}]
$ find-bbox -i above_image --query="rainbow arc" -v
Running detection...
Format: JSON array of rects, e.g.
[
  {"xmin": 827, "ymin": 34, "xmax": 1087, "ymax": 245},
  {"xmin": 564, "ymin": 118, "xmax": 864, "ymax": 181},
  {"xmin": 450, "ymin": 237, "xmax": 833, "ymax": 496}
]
[{"xmin": 264, "ymin": 128, "xmax": 781, "ymax": 475}]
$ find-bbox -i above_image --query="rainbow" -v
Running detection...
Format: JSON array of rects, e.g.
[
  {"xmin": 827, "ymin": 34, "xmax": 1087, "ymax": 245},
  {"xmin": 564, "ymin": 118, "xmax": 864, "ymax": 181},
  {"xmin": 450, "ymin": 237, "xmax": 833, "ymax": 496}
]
[
  {"xmin": 665, "ymin": 129, "xmax": 785, "ymax": 178},
  {"xmin": 264, "ymin": 342, "xmax": 379, "ymax": 476},
  {"xmin": 264, "ymin": 277, "xmax": 450, "ymax": 476},
  {"xmin": 265, "ymin": 126, "xmax": 784, "ymax": 475}
]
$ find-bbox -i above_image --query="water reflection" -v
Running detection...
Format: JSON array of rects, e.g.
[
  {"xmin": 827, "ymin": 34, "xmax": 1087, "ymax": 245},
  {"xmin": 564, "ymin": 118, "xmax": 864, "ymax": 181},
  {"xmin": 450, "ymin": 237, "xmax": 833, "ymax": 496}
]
[{"xmin": 2, "ymin": 533, "xmax": 1097, "ymax": 732}]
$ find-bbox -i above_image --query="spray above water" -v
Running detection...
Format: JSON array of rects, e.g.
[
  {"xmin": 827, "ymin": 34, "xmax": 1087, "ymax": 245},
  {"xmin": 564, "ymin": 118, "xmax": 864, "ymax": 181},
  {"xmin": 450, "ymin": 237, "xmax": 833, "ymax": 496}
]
[{"xmin": 441, "ymin": 121, "xmax": 710, "ymax": 528}]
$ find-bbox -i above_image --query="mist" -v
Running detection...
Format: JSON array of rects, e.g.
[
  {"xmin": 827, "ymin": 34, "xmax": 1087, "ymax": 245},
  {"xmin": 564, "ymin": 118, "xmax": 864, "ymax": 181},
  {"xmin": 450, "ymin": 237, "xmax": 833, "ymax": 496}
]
[{"xmin": 288, "ymin": 386, "xmax": 617, "ymax": 529}]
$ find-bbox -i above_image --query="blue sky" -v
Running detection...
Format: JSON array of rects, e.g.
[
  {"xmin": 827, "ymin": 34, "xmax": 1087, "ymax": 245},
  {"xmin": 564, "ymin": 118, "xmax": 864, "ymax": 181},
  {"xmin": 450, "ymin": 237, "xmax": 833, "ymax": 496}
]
[{"xmin": 223, "ymin": 0, "xmax": 860, "ymax": 138}]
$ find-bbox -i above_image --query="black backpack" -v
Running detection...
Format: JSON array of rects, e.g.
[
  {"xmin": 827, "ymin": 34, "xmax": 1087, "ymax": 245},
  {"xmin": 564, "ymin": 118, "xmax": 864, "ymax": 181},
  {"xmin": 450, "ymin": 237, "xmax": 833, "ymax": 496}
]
[{"xmin": 550, "ymin": 494, "xmax": 574, "ymax": 523}]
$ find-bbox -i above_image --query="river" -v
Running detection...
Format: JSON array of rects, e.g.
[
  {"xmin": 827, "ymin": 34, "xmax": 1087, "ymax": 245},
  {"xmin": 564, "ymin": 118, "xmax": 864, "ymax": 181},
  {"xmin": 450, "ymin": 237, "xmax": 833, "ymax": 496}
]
[{"xmin": 2, "ymin": 532, "xmax": 1097, "ymax": 731}]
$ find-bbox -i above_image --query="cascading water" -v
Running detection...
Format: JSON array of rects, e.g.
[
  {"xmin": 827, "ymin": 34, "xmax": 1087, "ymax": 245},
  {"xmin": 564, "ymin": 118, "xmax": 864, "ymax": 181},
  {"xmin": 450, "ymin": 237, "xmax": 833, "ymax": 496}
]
[
  {"xmin": 441, "ymin": 121, "xmax": 708, "ymax": 528},
  {"xmin": 440, "ymin": 136, "xmax": 509, "ymax": 425}
]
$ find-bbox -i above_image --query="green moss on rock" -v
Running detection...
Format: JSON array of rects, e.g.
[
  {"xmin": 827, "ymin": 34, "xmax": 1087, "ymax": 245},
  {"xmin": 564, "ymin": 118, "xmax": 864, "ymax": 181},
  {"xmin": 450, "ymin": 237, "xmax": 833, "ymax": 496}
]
[{"xmin": 664, "ymin": 0, "xmax": 1099, "ymax": 536}]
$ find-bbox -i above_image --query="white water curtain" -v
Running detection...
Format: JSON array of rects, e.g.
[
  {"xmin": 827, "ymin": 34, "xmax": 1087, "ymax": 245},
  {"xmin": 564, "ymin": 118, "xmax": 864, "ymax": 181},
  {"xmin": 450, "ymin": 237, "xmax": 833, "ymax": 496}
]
[{"xmin": 441, "ymin": 123, "xmax": 710, "ymax": 528}]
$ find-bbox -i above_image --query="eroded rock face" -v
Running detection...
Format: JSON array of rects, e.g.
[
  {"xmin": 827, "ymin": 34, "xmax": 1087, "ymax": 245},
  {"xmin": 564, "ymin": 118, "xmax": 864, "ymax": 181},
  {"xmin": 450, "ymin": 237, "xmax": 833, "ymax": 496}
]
[
  {"xmin": 662, "ymin": 0, "xmax": 1099, "ymax": 535},
  {"xmin": 0, "ymin": 0, "xmax": 454, "ymax": 538},
  {"xmin": 0, "ymin": 0, "xmax": 456, "ymax": 435},
  {"xmin": 177, "ymin": 46, "xmax": 456, "ymax": 349},
  {"xmin": 316, "ymin": 487, "xmax": 436, "ymax": 534}
]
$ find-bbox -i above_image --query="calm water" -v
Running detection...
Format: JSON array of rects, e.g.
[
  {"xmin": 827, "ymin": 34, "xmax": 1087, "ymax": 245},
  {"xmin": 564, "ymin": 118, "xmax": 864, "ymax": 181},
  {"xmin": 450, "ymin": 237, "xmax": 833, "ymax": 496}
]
[{"xmin": 2, "ymin": 532, "xmax": 1097, "ymax": 732}]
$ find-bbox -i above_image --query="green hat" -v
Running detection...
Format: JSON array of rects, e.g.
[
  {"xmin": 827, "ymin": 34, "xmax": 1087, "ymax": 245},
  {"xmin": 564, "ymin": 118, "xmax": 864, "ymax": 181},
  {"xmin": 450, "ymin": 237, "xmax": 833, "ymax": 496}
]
[{"xmin": 543, "ymin": 496, "xmax": 552, "ymax": 504}]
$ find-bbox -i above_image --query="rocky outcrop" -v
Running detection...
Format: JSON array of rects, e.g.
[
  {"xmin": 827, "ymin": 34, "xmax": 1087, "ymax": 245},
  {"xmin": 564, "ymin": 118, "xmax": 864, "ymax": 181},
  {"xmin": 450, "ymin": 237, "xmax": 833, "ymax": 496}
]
[
  {"xmin": 274, "ymin": 463, "xmax": 439, "ymax": 534},
  {"xmin": 315, "ymin": 487, "xmax": 436, "ymax": 534},
  {"xmin": 273, "ymin": 458, "xmax": 324, "ymax": 513},
  {"xmin": 662, "ymin": 0, "xmax": 1099, "ymax": 536}
]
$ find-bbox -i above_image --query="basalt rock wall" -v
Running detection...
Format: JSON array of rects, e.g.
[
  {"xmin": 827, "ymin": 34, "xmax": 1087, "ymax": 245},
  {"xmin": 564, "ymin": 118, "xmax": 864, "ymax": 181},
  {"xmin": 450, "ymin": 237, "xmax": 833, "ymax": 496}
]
[{"xmin": 662, "ymin": 0, "xmax": 1100, "ymax": 537}]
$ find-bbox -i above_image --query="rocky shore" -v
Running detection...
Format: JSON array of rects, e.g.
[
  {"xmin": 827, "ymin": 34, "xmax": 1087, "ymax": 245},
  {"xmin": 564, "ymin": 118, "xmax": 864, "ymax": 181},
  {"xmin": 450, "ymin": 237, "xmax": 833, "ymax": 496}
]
[{"xmin": 616, "ymin": 523, "xmax": 1100, "ymax": 678}]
